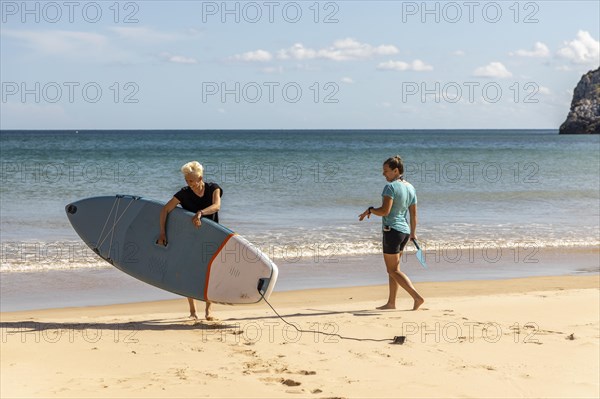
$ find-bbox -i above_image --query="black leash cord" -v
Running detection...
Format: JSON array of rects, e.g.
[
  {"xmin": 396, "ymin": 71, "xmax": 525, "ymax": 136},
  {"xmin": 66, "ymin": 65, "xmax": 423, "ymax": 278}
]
[{"xmin": 260, "ymin": 292, "xmax": 392, "ymax": 343}]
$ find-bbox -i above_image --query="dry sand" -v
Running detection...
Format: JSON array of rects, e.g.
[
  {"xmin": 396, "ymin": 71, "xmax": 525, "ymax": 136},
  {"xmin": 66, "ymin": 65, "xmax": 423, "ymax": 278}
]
[{"xmin": 1, "ymin": 275, "xmax": 598, "ymax": 398}]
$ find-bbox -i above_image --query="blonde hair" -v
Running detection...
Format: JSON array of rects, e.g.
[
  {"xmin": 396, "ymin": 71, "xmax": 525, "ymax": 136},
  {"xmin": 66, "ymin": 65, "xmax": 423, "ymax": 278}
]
[{"xmin": 181, "ymin": 161, "xmax": 203, "ymax": 178}]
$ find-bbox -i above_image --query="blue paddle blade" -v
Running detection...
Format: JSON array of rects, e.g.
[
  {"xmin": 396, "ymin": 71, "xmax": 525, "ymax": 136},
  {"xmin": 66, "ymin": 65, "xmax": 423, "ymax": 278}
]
[{"xmin": 411, "ymin": 238, "xmax": 427, "ymax": 268}]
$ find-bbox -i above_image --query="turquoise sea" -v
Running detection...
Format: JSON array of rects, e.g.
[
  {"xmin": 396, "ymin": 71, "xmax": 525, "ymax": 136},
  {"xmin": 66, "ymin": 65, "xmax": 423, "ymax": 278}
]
[{"xmin": 1, "ymin": 130, "xmax": 599, "ymax": 309}]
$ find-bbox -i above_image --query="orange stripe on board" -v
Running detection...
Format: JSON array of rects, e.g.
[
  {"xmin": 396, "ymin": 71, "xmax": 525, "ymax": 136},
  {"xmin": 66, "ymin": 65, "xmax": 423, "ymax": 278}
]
[{"xmin": 204, "ymin": 233, "xmax": 236, "ymax": 301}]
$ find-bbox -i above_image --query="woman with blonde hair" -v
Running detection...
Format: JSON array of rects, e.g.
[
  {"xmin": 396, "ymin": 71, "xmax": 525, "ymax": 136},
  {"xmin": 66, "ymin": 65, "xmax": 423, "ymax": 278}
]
[{"xmin": 158, "ymin": 161, "xmax": 222, "ymax": 320}]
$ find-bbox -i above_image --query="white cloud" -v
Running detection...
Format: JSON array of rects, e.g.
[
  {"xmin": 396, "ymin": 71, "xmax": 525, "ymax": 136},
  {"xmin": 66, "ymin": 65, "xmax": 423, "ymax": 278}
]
[
  {"xmin": 160, "ymin": 52, "xmax": 198, "ymax": 64},
  {"xmin": 290, "ymin": 63, "xmax": 321, "ymax": 72},
  {"xmin": 277, "ymin": 44, "xmax": 317, "ymax": 60},
  {"xmin": 377, "ymin": 59, "xmax": 433, "ymax": 72},
  {"xmin": 538, "ymin": 86, "xmax": 552, "ymax": 95},
  {"xmin": 473, "ymin": 62, "xmax": 513, "ymax": 78},
  {"xmin": 231, "ymin": 49, "xmax": 272, "ymax": 62},
  {"xmin": 261, "ymin": 66, "xmax": 284, "ymax": 74},
  {"xmin": 3, "ymin": 29, "xmax": 109, "ymax": 56},
  {"xmin": 453, "ymin": 50, "xmax": 466, "ymax": 56},
  {"xmin": 276, "ymin": 38, "xmax": 399, "ymax": 61},
  {"xmin": 557, "ymin": 30, "xmax": 600, "ymax": 65},
  {"xmin": 511, "ymin": 42, "xmax": 550, "ymax": 57},
  {"xmin": 341, "ymin": 77, "xmax": 354, "ymax": 84},
  {"xmin": 231, "ymin": 38, "xmax": 399, "ymax": 64},
  {"xmin": 109, "ymin": 27, "xmax": 186, "ymax": 43},
  {"xmin": 411, "ymin": 59, "xmax": 434, "ymax": 71},
  {"xmin": 3, "ymin": 27, "xmax": 201, "ymax": 63}
]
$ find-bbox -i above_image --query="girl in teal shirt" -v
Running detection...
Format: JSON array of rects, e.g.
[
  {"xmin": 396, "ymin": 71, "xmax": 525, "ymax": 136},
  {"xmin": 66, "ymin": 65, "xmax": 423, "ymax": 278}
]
[{"xmin": 359, "ymin": 156, "xmax": 424, "ymax": 311}]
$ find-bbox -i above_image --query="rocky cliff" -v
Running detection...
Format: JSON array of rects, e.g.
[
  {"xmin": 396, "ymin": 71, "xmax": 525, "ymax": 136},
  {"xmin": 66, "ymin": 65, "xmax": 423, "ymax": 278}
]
[{"xmin": 559, "ymin": 67, "xmax": 600, "ymax": 134}]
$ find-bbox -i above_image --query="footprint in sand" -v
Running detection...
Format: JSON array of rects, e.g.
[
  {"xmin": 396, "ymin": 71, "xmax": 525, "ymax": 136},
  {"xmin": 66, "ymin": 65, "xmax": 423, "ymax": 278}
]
[
  {"xmin": 175, "ymin": 368, "xmax": 188, "ymax": 380},
  {"xmin": 281, "ymin": 379, "xmax": 301, "ymax": 386},
  {"xmin": 297, "ymin": 370, "xmax": 317, "ymax": 375},
  {"xmin": 259, "ymin": 376, "xmax": 282, "ymax": 384}
]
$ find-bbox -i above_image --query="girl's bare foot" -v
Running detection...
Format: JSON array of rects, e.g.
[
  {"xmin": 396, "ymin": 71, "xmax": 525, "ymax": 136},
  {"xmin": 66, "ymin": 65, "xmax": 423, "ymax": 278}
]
[
  {"xmin": 413, "ymin": 297, "xmax": 425, "ymax": 310},
  {"xmin": 377, "ymin": 303, "xmax": 396, "ymax": 310},
  {"xmin": 205, "ymin": 308, "xmax": 215, "ymax": 321}
]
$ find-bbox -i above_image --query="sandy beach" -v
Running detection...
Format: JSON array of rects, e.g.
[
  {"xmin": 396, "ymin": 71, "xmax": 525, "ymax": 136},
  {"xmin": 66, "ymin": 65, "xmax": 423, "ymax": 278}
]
[{"xmin": 1, "ymin": 275, "xmax": 598, "ymax": 398}]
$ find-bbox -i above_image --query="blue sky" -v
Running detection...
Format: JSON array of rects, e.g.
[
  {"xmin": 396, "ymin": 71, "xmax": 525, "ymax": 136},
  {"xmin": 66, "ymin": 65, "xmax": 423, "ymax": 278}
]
[{"xmin": 1, "ymin": 0, "xmax": 599, "ymax": 129}]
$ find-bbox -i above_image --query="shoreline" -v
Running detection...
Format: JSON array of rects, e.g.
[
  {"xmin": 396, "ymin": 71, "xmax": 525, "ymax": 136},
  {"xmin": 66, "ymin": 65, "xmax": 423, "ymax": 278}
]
[
  {"xmin": 1, "ymin": 275, "xmax": 598, "ymax": 398},
  {"xmin": 1, "ymin": 246, "xmax": 599, "ymax": 312},
  {"xmin": 2, "ymin": 274, "xmax": 599, "ymax": 316}
]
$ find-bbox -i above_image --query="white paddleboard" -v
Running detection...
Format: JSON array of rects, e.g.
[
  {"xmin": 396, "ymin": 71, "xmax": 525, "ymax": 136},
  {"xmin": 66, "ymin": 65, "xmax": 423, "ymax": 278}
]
[{"xmin": 65, "ymin": 195, "xmax": 278, "ymax": 304}]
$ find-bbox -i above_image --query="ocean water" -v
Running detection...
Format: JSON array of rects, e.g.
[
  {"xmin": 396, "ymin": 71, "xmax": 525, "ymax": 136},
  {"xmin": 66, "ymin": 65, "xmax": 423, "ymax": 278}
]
[{"xmin": 1, "ymin": 129, "xmax": 599, "ymax": 275}]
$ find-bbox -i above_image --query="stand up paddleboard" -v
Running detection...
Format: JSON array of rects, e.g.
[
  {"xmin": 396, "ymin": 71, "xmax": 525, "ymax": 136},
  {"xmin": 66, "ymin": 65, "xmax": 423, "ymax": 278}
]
[{"xmin": 65, "ymin": 195, "xmax": 278, "ymax": 304}]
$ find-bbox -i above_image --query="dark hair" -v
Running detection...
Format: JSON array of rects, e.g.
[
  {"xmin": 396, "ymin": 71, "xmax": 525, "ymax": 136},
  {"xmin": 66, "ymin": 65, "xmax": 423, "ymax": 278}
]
[{"xmin": 383, "ymin": 155, "xmax": 404, "ymax": 175}]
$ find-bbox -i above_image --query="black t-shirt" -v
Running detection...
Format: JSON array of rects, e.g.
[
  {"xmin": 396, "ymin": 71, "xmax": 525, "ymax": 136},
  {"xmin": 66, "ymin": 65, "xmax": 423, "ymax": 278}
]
[{"xmin": 174, "ymin": 182, "xmax": 222, "ymax": 223}]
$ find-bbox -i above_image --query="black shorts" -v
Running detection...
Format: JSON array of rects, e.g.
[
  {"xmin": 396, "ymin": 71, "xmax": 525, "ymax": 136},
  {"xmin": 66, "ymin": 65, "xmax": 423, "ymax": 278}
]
[{"xmin": 382, "ymin": 228, "xmax": 410, "ymax": 254}]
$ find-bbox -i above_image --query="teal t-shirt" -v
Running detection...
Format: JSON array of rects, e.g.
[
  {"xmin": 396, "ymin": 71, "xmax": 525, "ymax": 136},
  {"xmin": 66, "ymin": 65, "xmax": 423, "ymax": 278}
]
[{"xmin": 381, "ymin": 180, "xmax": 417, "ymax": 234}]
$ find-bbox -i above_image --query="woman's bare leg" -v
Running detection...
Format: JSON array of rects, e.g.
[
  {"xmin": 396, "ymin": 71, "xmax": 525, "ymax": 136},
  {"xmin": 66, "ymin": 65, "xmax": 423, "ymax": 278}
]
[{"xmin": 378, "ymin": 253, "xmax": 424, "ymax": 310}]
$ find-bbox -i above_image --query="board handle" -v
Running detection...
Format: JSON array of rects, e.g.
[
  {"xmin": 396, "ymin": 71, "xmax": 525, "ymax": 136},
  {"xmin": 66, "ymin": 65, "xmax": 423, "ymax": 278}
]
[
  {"xmin": 155, "ymin": 239, "xmax": 169, "ymax": 249},
  {"xmin": 257, "ymin": 278, "xmax": 267, "ymax": 293}
]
